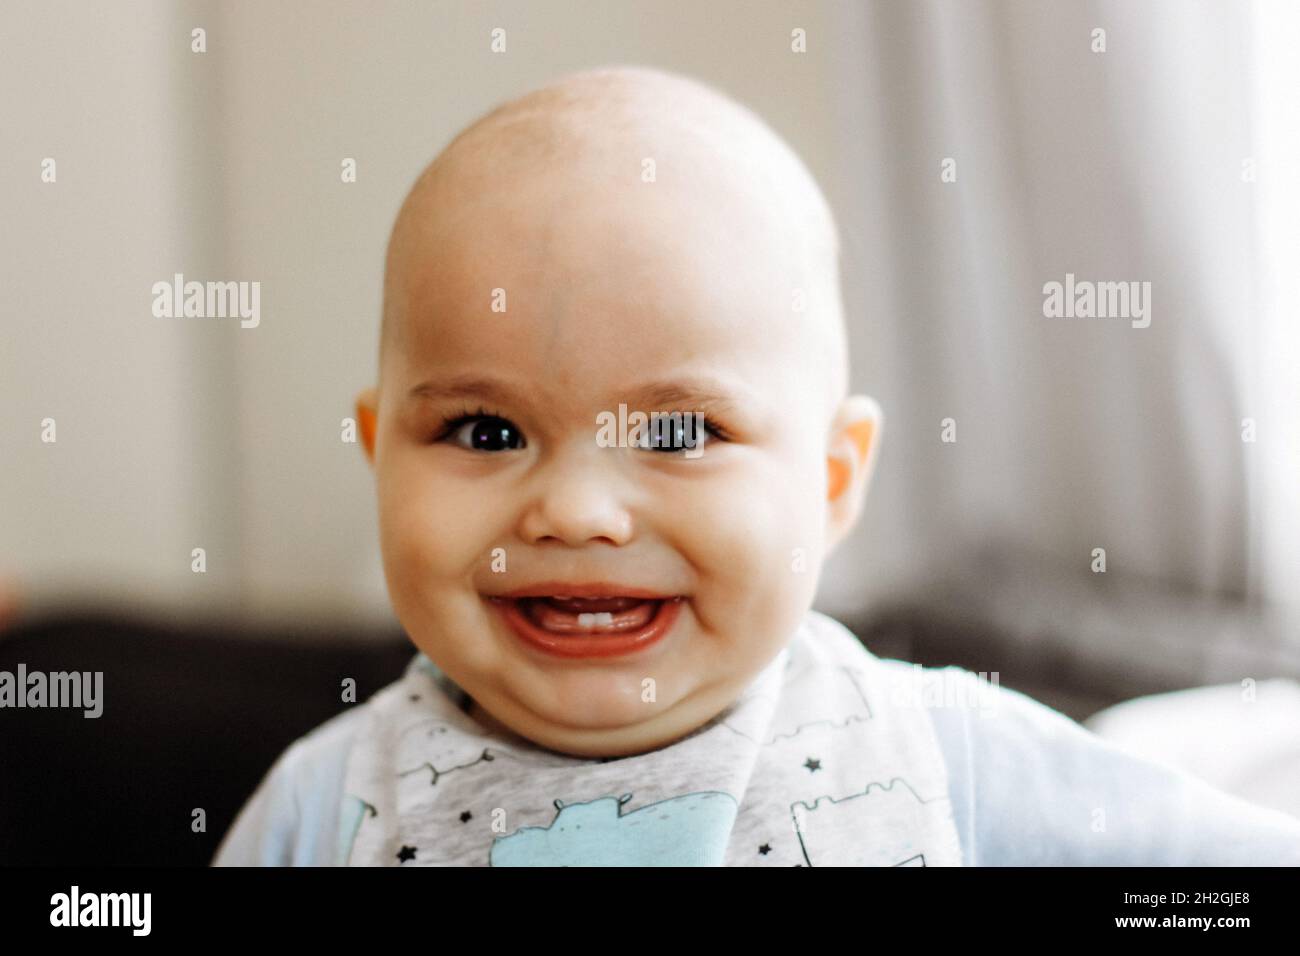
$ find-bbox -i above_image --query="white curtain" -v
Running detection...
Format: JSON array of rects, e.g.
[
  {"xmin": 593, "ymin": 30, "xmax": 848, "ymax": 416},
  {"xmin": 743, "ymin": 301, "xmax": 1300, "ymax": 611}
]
[
  {"xmin": 1249, "ymin": 0, "xmax": 1300, "ymax": 609},
  {"xmin": 819, "ymin": 0, "xmax": 1300, "ymax": 670}
]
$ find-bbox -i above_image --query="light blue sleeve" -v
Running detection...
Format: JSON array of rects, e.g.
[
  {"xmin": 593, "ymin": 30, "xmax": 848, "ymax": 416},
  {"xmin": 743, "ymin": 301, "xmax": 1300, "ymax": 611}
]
[
  {"xmin": 926, "ymin": 666, "xmax": 1300, "ymax": 865},
  {"xmin": 211, "ymin": 708, "xmax": 364, "ymax": 867}
]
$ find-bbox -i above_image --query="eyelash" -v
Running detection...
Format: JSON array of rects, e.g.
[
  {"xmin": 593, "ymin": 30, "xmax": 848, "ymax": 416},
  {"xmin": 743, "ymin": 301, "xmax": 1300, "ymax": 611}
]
[
  {"xmin": 431, "ymin": 407, "xmax": 734, "ymax": 447},
  {"xmin": 432, "ymin": 406, "xmax": 515, "ymax": 444}
]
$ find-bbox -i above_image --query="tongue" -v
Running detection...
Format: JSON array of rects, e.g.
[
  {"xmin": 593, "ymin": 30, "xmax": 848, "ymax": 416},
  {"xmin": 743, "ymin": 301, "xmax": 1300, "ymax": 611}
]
[{"xmin": 524, "ymin": 597, "xmax": 659, "ymax": 633}]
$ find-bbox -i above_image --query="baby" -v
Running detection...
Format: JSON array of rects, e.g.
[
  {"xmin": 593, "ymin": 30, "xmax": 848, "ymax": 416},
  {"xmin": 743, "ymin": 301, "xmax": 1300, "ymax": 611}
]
[{"xmin": 215, "ymin": 66, "xmax": 1300, "ymax": 866}]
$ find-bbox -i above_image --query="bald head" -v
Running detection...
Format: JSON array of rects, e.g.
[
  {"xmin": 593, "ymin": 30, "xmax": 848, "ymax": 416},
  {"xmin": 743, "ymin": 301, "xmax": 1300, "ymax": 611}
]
[{"xmin": 379, "ymin": 65, "xmax": 848, "ymax": 414}]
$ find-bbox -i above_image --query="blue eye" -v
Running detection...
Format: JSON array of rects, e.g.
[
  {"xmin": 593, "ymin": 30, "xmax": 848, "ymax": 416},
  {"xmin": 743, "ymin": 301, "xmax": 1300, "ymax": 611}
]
[{"xmin": 445, "ymin": 415, "xmax": 525, "ymax": 451}]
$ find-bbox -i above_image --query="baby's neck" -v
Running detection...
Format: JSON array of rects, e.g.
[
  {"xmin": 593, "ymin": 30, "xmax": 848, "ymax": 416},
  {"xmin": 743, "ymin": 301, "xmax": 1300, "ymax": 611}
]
[{"xmin": 465, "ymin": 696, "xmax": 523, "ymax": 741}]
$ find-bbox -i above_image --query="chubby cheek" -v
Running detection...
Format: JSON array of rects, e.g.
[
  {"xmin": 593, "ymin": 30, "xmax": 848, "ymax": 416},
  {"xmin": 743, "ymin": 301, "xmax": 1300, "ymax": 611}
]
[
  {"xmin": 673, "ymin": 455, "xmax": 824, "ymax": 649},
  {"xmin": 375, "ymin": 454, "xmax": 501, "ymax": 647}
]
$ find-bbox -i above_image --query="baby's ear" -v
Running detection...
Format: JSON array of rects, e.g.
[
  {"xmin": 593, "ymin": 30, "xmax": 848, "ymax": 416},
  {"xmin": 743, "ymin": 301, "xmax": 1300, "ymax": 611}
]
[
  {"xmin": 825, "ymin": 395, "xmax": 883, "ymax": 552},
  {"xmin": 355, "ymin": 387, "xmax": 378, "ymax": 464}
]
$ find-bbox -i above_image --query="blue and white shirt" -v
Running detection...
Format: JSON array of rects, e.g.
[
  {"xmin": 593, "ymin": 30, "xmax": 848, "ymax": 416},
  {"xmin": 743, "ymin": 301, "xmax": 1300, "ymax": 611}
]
[{"xmin": 212, "ymin": 611, "xmax": 1300, "ymax": 866}]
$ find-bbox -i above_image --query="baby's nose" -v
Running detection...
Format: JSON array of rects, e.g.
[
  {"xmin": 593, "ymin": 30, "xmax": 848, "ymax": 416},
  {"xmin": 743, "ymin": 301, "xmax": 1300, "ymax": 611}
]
[{"xmin": 516, "ymin": 453, "xmax": 635, "ymax": 547}]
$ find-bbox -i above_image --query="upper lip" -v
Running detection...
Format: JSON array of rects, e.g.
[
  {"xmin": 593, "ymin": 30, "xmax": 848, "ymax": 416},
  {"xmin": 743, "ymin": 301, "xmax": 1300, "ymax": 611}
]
[{"xmin": 489, "ymin": 582, "xmax": 679, "ymax": 600}]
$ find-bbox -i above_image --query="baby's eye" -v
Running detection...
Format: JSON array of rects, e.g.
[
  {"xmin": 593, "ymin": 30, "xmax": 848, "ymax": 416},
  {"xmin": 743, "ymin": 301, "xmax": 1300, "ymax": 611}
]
[
  {"xmin": 444, "ymin": 415, "xmax": 526, "ymax": 452},
  {"xmin": 636, "ymin": 414, "xmax": 716, "ymax": 453}
]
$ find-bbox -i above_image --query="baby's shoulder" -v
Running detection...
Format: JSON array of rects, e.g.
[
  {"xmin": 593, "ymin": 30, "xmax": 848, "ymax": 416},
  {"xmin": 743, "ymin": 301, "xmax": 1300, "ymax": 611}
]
[
  {"xmin": 799, "ymin": 611, "xmax": 1021, "ymax": 717},
  {"xmin": 802, "ymin": 616, "xmax": 1300, "ymax": 864},
  {"xmin": 889, "ymin": 660, "xmax": 1300, "ymax": 864},
  {"xmin": 800, "ymin": 610, "xmax": 1113, "ymax": 745},
  {"xmin": 277, "ymin": 705, "xmax": 370, "ymax": 782},
  {"xmin": 212, "ymin": 703, "xmax": 371, "ymax": 866}
]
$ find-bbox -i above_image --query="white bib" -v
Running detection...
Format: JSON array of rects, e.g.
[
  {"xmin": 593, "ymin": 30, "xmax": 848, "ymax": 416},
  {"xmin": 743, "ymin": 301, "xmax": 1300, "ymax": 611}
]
[{"xmin": 339, "ymin": 610, "xmax": 963, "ymax": 866}]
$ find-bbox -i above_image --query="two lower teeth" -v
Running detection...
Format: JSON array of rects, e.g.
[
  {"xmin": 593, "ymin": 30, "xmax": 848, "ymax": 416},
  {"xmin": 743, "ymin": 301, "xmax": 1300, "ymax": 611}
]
[{"xmin": 577, "ymin": 612, "xmax": 615, "ymax": 628}]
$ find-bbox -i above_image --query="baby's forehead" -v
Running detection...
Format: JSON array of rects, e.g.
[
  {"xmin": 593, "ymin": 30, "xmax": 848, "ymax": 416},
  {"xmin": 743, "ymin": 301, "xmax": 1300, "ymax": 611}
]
[
  {"xmin": 382, "ymin": 68, "xmax": 845, "ymax": 411},
  {"xmin": 392, "ymin": 70, "xmax": 836, "ymax": 268},
  {"xmin": 401, "ymin": 178, "xmax": 817, "ymax": 362}
]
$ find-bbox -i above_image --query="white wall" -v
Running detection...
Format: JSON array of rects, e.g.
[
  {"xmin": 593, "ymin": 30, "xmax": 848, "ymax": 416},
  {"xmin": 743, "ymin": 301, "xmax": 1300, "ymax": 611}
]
[{"xmin": 1, "ymin": 1, "xmax": 236, "ymax": 625}]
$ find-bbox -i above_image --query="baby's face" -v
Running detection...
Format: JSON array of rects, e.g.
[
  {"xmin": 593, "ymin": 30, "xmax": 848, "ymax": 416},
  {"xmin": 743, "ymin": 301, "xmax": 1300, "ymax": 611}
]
[{"xmin": 365, "ymin": 141, "xmax": 847, "ymax": 757}]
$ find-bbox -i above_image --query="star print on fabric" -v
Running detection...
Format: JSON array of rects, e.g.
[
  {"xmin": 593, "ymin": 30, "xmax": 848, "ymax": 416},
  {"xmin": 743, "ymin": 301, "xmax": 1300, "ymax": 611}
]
[
  {"xmin": 460, "ymin": 810, "xmax": 473, "ymax": 823},
  {"xmin": 758, "ymin": 843, "xmax": 772, "ymax": 855},
  {"xmin": 397, "ymin": 845, "xmax": 417, "ymax": 863},
  {"xmin": 803, "ymin": 757, "xmax": 822, "ymax": 772}
]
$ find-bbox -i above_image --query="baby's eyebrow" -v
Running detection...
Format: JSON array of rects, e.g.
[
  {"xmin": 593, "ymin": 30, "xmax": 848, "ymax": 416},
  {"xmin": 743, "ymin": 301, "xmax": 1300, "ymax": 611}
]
[
  {"xmin": 625, "ymin": 379, "xmax": 752, "ymax": 416},
  {"xmin": 407, "ymin": 376, "xmax": 525, "ymax": 407},
  {"xmin": 405, "ymin": 377, "xmax": 754, "ymax": 416}
]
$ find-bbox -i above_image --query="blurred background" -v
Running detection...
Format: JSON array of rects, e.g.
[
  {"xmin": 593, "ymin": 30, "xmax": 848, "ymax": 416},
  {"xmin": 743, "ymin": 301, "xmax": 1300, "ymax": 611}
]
[{"xmin": 2, "ymin": 0, "xmax": 1298, "ymax": 863}]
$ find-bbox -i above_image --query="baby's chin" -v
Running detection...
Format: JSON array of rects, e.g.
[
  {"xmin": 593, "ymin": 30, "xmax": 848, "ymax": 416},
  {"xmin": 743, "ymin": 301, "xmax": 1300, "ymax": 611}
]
[{"xmin": 471, "ymin": 676, "xmax": 734, "ymax": 759}]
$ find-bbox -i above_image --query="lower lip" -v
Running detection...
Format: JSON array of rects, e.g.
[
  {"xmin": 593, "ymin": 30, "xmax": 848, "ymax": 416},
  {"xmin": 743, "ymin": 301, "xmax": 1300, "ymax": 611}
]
[{"xmin": 491, "ymin": 597, "xmax": 684, "ymax": 659}]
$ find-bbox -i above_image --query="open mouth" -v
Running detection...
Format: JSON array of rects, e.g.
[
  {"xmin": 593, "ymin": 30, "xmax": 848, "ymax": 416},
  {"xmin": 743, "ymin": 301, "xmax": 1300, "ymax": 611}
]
[
  {"xmin": 519, "ymin": 595, "xmax": 660, "ymax": 632},
  {"xmin": 488, "ymin": 593, "xmax": 685, "ymax": 658}
]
